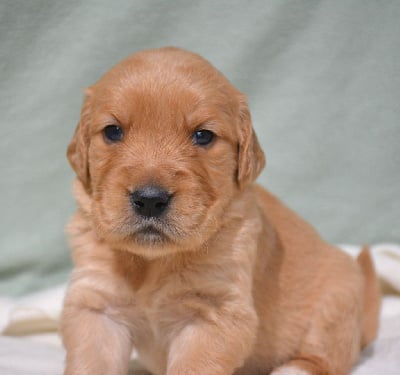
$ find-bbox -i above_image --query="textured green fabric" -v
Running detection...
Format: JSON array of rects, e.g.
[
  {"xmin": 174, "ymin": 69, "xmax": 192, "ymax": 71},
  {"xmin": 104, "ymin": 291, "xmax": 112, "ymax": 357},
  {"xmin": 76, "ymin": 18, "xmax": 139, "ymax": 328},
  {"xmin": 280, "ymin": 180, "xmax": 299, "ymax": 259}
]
[{"xmin": 1, "ymin": 0, "xmax": 399, "ymax": 296}]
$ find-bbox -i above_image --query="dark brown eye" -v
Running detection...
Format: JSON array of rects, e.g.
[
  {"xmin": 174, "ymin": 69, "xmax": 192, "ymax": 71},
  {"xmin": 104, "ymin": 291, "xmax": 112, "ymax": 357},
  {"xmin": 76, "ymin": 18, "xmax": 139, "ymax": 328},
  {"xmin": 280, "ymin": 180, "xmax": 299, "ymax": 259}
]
[
  {"xmin": 192, "ymin": 130, "xmax": 215, "ymax": 146},
  {"xmin": 103, "ymin": 125, "xmax": 124, "ymax": 142}
]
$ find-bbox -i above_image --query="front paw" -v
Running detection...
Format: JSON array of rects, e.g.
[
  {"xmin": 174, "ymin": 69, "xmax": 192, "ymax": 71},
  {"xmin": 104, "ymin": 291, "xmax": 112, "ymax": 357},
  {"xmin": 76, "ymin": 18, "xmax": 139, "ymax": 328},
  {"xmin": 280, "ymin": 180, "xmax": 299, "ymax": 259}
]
[{"xmin": 271, "ymin": 366, "xmax": 311, "ymax": 375}]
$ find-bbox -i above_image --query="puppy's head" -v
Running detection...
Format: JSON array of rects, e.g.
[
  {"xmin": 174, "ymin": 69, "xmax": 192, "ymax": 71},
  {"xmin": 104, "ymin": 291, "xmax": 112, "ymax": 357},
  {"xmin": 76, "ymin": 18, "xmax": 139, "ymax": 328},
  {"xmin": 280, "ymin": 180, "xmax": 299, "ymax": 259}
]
[{"xmin": 68, "ymin": 47, "xmax": 265, "ymax": 257}]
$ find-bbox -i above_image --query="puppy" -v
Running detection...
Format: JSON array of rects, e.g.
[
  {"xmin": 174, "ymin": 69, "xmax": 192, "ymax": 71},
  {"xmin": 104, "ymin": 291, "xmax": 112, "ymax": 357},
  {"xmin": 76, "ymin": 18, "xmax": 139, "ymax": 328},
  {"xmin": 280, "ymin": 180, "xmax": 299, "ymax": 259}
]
[{"xmin": 62, "ymin": 47, "xmax": 380, "ymax": 375}]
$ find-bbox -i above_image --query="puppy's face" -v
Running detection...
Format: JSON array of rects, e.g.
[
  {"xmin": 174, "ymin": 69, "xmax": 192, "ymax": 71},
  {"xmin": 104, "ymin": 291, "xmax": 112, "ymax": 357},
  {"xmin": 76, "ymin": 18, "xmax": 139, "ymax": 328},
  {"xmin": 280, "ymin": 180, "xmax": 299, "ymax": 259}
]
[{"xmin": 68, "ymin": 48, "xmax": 265, "ymax": 257}]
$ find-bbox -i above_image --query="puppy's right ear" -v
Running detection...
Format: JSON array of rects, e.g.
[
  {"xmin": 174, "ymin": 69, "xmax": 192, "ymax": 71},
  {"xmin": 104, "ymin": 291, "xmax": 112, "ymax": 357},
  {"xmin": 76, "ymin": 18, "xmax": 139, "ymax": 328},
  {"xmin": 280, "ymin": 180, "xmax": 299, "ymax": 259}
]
[
  {"xmin": 237, "ymin": 95, "xmax": 266, "ymax": 188},
  {"xmin": 67, "ymin": 90, "xmax": 92, "ymax": 193}
]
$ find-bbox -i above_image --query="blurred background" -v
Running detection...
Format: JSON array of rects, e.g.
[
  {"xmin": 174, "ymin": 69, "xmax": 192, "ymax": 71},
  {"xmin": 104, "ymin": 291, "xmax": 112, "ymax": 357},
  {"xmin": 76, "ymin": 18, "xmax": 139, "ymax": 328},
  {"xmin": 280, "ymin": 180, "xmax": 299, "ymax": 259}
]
[{"xmin": 0, "ymin": 0, "xmax": 399, "ymax": 297}]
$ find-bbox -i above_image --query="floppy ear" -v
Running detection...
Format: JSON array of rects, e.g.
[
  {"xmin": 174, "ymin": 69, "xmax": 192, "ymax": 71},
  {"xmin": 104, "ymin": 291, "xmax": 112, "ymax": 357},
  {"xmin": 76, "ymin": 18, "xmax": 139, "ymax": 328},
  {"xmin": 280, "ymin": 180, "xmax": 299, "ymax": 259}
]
[
  {"xmin": 67, "ymin": 91, "xmax": 92, "ymax": 193},
  {"xmin": 237, "ymin": 96, "xmax": 266, "ymax": 188}
]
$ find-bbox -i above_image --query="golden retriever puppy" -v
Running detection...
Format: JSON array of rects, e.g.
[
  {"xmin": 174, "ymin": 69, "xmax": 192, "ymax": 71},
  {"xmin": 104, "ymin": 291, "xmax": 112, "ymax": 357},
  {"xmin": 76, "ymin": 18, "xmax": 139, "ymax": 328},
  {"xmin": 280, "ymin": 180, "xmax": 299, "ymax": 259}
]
[{"xmin": 62, "ymin": 47, "xmax": 380, "ymax": 375}]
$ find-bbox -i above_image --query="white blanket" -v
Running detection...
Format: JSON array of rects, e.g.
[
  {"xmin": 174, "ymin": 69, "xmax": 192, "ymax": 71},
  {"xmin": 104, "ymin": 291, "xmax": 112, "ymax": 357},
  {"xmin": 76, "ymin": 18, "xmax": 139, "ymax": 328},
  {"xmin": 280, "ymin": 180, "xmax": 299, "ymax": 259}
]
[{"xmin": 1, "ymin": 245, "xmax": 399, "ymax": 374}]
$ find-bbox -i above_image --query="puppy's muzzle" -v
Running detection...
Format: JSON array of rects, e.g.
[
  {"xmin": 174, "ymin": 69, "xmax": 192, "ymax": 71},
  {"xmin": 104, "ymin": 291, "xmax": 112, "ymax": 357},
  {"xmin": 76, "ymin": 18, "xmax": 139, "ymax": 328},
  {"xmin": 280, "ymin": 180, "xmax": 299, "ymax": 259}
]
[{"xmin": 130, "ymin": 185, "xmax": 172, "ymax": 218}]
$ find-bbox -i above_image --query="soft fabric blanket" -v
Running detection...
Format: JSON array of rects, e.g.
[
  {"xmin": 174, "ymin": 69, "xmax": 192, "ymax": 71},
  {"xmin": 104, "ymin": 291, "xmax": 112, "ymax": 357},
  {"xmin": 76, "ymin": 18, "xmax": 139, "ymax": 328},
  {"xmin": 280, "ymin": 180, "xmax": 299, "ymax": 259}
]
[{"xmin": 0, "ymin": 245, "xmax": 399, "ymax": 374}]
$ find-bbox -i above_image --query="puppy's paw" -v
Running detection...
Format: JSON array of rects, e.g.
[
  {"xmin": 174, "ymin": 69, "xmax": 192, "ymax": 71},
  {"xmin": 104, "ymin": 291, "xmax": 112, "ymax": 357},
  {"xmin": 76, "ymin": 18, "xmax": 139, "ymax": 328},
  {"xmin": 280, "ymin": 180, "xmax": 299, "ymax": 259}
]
[{"xmin": 271, "ymin": 366, "xmax": 310, "ymax": 375}]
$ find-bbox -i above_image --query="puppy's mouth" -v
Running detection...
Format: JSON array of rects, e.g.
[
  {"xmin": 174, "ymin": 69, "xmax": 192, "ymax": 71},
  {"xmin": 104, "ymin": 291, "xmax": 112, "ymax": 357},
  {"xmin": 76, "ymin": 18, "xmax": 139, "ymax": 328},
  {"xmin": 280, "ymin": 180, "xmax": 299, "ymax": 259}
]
[{"xmin": 132, "ymin": 222, "xmax": 170, "ymax": 246}]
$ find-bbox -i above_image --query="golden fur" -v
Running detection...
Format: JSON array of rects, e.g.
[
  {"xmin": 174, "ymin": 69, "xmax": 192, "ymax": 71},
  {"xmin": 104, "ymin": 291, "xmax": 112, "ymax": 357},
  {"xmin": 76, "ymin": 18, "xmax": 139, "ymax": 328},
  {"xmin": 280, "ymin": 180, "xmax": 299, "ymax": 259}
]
[{"xmin": 62, "ymin": 47, "xmax": 380, "ymax": 375}]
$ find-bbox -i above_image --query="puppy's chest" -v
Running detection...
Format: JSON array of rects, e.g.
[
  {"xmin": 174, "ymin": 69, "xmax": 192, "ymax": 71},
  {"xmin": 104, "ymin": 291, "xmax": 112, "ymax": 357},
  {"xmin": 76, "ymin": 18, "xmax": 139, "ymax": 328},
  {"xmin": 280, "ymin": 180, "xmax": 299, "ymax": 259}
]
[
  {"xmin": 123, "ymin": 255, "xmax": 236, "ymax": 358},
  {"xmin": 128, "ymin": 266, "xmax": 195, "ymax": 342},
  {"xmin": 127, "ymin": 269, "xmax": 205, "ymax": 374}
]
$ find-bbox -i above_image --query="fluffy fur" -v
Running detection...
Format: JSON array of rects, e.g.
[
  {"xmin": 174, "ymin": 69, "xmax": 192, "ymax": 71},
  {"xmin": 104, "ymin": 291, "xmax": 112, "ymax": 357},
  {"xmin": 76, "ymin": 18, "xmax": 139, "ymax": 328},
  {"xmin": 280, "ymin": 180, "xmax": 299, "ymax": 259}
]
[{"xmin": 62, "ymin": 47, "xmax": 380, "ymax": 375}]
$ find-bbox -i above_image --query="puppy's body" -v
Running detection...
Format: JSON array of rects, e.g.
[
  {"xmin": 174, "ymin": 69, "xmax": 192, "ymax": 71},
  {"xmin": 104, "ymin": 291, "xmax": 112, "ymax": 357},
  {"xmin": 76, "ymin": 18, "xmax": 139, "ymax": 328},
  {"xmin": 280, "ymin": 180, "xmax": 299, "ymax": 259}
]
[{"xmin": 62, "ymin": 48, "xmax": 380, "ymax": 375}]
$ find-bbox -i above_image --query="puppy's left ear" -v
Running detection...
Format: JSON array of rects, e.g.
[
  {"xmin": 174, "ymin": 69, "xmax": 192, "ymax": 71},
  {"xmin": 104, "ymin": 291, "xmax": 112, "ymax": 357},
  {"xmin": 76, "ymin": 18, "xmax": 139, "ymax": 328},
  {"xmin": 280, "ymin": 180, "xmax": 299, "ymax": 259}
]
[
  {"xmin": 67, "ymin": 89, "xmax": 92, "ymax": 193},
  {"xmin": 237, "ymin": 96, "xmax": 266, "ymax": 188}
]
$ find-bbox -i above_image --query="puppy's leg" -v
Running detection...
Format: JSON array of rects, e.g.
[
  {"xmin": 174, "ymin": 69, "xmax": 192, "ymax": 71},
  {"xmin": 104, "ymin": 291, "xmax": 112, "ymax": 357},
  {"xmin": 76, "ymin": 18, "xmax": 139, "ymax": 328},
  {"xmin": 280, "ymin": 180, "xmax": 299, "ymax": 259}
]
[
  {"xmin": 270, "ymin": 356, "xmax": 329, "ymax": 375},
  {"xmin": 62, "ymin": 270, "xmax": 134, "ymax": 375},
  {"xmin": 166, "ymin": 302, "xmax": 258, "ymax": 375},
  {"xmin": 271, "ymin": 288, "xmax": 363, "ymax": 375}
]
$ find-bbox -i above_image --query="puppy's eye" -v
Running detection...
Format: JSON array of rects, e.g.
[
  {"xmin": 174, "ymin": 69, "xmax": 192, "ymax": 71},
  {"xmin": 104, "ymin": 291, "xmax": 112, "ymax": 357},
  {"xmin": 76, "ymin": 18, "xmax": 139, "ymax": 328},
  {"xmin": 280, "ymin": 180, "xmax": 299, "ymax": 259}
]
[
  {"xmin": 103, "ymin": 125, "xmax": 124, "ymax": 142},
  {"xmin": 192, "ymin": 130, "xmax": 215, "ymax": 146}
]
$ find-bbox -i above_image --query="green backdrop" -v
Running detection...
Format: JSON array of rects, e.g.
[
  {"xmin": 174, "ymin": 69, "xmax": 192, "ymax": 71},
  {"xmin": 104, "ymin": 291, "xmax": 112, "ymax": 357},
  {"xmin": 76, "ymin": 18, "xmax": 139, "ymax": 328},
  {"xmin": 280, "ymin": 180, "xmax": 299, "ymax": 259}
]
[{"xmin": 1, "ymin": 0, "xmax": 399, "ymax": 296}]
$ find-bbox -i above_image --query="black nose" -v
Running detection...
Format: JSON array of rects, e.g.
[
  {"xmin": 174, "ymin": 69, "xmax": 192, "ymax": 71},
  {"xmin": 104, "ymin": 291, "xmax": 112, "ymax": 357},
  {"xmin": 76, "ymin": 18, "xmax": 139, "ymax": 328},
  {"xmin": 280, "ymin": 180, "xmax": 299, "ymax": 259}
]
[{"xmin": 130, "ymin": 186, "xmax": 172, "ymax": 218}]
